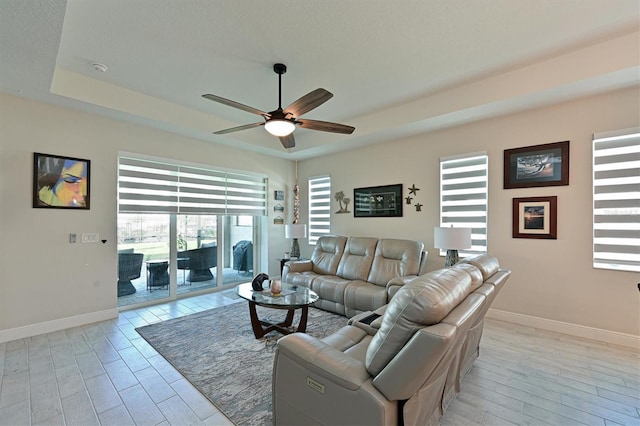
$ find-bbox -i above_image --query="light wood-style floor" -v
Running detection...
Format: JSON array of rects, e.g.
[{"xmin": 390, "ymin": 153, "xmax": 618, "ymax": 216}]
[
  {"xmin": 1, "ymin": 289, "xmax": 638, "ymax": 425},
  {"xmin": 441, "ymin": 320, "xmax": 640, "ymax": 425}
]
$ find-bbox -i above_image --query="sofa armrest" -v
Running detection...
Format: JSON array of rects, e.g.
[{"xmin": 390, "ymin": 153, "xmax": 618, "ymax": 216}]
[
  {"xmin": 276, "ymin": 333, "xmax": 370, "ymax": 391},
  {"xmin": 282, "ymin": 259, "xmax": 313, "ymax": 281},
  {"xmin": 386, "ymin": 275, "xmax": 418, "ymax": 299},
  {"xmin": 348, "ymin": 305, "xmax": 387, "ymax": 335},
  {"xmin": 286, "ymin": 259, "xmax": 312, "ymax": 272}
]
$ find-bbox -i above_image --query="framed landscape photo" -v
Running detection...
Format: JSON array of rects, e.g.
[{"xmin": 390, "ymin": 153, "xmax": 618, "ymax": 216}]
[
  {"xmin": 354, "ymin": 184, "xmax": 403, "ymax": 217},
  {"xmin": 512, "ymin": 196, "xmax": 557, "ymax": 239},
  {"xmin": 33, "ymin": 152, "xmax": 90, "ymax": 209},
  {"xmin": 504, "ymin": 141, "xmax": 569, "ymax": 189}
]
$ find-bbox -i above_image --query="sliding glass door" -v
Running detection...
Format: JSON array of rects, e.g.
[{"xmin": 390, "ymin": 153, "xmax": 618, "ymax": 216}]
[
  {"xmin": 176, "ymin": 214, "xmax": 217, "ymax": 293},
  {"xmin": 117, "ymin": 153, "xmax": 267, "ymax": 309},
  {"xmin": 223, "ymin": 215, "xmax": 255, "ymax": 285},
  {"xmin": 117, "ymin": 213, "xmax": 171, "ymax": 307},
  {"xmin": 117, "ymin": 213, "xmax": 258, "ymax": 308}
]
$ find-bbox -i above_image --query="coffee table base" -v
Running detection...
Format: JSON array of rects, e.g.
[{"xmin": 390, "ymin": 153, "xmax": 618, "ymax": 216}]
[{"xmin": 248, "ymin": 301, "xmax": 309, "ymax": 339}]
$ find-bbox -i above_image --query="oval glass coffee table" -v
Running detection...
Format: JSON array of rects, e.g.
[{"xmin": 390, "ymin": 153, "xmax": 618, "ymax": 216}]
[{"xmin": 235, "ymin": 282, "xmax": 319, "ymax": 339}]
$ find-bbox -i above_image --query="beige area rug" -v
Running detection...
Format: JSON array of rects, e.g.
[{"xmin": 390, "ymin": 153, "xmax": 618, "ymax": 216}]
[{"xmin": 136, "ymin": 302, "xmax": 348, "ymax": 425}]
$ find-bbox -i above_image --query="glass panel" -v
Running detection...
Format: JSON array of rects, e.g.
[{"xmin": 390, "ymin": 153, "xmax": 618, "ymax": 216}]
[
  {"xmin": 224, "ymin": 215, "xmax": 254, "ymax": 285},
  {"xmin": 117, "ymin": 213, "xmax": 171, "ymax": 307},
  {"xmin": 177, "ymin": 214, "xmax": 218, "ymax": 295}
]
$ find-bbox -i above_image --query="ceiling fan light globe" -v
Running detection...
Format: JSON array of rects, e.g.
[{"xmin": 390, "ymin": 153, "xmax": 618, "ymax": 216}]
[{"xmin": 265, "ymin": 119, "xmax": 295, "ymax": 137}]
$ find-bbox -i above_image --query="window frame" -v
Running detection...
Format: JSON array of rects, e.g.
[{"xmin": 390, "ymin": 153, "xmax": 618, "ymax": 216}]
[
  {"xmin": 308, "ymin": 175, "xmax": 331, "ymax": 246},
  {"xmin": 592, "ymin": 128, "xmax": 640, "ymax": 273},
  {"xmin": 439, "ymin": 152, "xmax": 489, "ymax": 257}
]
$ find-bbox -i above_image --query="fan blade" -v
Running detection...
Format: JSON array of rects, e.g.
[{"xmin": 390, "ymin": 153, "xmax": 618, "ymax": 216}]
[
  {"xmin": 213, "ymin": 122, "xmax": 264, "ymax": 135},
  {"xmin": 279, "ymin": 134, "xmax": 295, "ymax": 149},
  {"xmin": 298, "ymin": 119, "xmax": 355, "ymax": 134},
  {"xmin": 202, "ymin": 94, "xmax": 269, "ymax": 117},
  {"xmin": 284, "ymin": 88, "xmax": 333, "ymax": 117}
]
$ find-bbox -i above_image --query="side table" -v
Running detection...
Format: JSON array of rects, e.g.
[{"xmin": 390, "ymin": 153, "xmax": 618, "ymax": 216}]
[{"xmin": 146, "ymin": 259, "xmax": 169, "ymax": 291}]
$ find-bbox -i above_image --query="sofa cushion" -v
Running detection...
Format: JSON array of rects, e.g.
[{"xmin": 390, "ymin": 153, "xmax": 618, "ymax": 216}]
[
  {"xmin": 311, "ymin": 235, "xmax": 348, "ymax": 275},
  {"xmin": 287, "ymin": 270, "xmax": 320, "ymax": 289},
  {"xmin": 367, "ymin": 239, "xmax": 423, "ymax": 286},
  {"xmin": 459, "ymin": 254, "xmax": 499, "ymax": 280},
  {"xmin": 337, "ymin": 237, "xmax": 378, "ymax": 281},
  {"xmin": 451, "ymin": 263, "xmax": 484, "ymax": 292},
  {"xmin": 321, "ymin": 325, "xmax": 370, "ymax": 353},
  {"xmin": 312, "ymin": 275, "xmax": 351, "ymax": 315},
  {"xmin": 343, "ymin": 281, "xmax": 388, "ymax": 317},
  {"xmin": 365, "ymin": 267, "xmax": 471, "ymax": 376}
]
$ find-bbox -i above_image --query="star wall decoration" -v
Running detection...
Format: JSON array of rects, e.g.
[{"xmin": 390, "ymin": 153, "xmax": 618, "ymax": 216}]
[{"xmin": 407, "ymin": 184, "xmax": 423, "ymax": 213}]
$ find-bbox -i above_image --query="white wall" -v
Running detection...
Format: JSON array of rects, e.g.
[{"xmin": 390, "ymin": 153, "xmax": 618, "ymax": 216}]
[
  {"xmin": 2, "ymin": 87, "xmax": 638, "ymax": 343},
  {"xmin": 297, "ymin": 87, "xmax": 640, "ymax": 338},
  {"xmin": 0, "ymin": 94, "xmax": 294, "ymax": 339}
]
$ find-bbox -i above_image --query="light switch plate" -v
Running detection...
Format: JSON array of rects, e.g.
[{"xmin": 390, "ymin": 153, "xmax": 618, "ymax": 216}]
[{"xmin": 82, "ymin": 233, "xmax": 99, "ymax": 243}]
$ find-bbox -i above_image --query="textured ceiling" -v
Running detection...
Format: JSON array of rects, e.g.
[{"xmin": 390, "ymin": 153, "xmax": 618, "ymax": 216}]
[{"xmin": 1, "ymin": 0, "xmax": 639, "ymax": 159}]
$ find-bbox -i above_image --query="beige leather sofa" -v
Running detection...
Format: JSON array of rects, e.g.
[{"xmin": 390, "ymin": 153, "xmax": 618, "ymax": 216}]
[
  {"xmin": 273, "ymin": 254, "xmax": 510, "ymax": 426},
  {"xmin": 282, "ymin": 235, "xmax": 427, "ymax": 317}
]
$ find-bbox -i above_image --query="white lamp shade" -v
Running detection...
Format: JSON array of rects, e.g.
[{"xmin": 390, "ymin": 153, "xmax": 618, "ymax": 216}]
[
  {"xmin": 285, "ymin": 224, "xmax": 307, "ymax": 239},
  {"xmin": 434, "ymin": 227, "xmax": 472, "ymax": 250},
  {"xmin": 265, "ymin": 119, "xmax": 295, "ymax": 137}
]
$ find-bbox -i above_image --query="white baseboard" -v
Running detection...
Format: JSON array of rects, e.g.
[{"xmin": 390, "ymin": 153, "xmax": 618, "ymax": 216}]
[
  {"xmin": 0, "ymin": 308, "xmax": 119, "ymax": 344},
  {"xmin": 487, "ymin": 308, "xmax": 640, "ymax": 349}
]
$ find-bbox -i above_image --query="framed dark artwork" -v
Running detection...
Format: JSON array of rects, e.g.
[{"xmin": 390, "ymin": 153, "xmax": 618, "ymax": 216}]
[
  {"xmin": 354, "ymin": 184, "xmax": 403, "ymax": 217},
  {"xmin": 33, "ymin": 152, "xmax": 90, "ymax": 209},
  {"xmin": 504, "ymin": 141, "xmax": 569, "ymax": 189},
  {"xmin": 274, "ymin": 190, "xmax": 284, "ymax": 200},
  {"xmin": 512, "ymin": 196, "xmax": 557, "ymax": 239}
]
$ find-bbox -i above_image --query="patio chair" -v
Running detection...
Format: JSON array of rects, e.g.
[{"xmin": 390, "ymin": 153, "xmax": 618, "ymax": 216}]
[
  {"xmin": 118, "ymin": 253, "xmax": 144, "ymax": 296},
  {"xmin": 177, "ymin": 244, "xmax": 217, "ymax": 282}
]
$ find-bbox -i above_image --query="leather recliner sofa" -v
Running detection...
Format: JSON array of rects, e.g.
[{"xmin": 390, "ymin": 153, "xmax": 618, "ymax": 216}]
[
  {"xmin": 273, "ymin": 254, "xmax": 510, "ymax": 426},
  {"xmin": 282, "ymin": 235, "xmax": 428, "ymax": 317}
]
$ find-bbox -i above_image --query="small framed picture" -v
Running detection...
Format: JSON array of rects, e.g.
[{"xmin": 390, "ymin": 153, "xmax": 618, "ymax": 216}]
[
  {"xmin": 504, "ymin": 141, "xmax": 569, "ymax": 189},
  {"xmin": 33, "ymin": 152, "xmax": 90, "ymax": 209},
  {"xmin": 274, "ymin": 190, "xmax": 284, "ymax": 200},
  {"xmin": 512, "ymin": 196, "xmax": 557, "ymax": 239}
]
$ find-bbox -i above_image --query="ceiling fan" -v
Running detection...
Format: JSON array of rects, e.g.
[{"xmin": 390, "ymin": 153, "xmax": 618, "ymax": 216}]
[{"xmin": 202, "ymin": 63, "xmax": 355, "ymax": 149}]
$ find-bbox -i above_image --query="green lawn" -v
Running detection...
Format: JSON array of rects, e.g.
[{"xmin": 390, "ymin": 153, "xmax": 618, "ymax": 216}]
[{"xmin": 119, "ymin": 240, "xmax": 215, "ymax": 261}]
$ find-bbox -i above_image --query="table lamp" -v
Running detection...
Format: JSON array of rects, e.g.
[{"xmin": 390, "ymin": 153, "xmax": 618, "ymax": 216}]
[
  {"xmin": 285, "ymin": 224, "xmax": 307, "ymax": 259},
  {"xmin": 434, "ymin": 226, "xmax": 472, "ymax": 267}
]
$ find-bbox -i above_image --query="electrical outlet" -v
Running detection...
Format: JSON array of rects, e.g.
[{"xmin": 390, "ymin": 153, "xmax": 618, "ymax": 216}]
[
  {"xmin": 69, "ymin": 233, "xmax": 77, "ymax": 243},
  {"xmin": 82, "ymin": 233, "xmax": 99, "ymax": 243}
]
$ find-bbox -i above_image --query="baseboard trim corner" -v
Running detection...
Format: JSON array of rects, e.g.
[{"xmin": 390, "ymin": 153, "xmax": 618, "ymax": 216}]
[
  {"xmin": 486, "ymin": 308, "xmax": 640, "ymax": 349},
  {"xmin": 0, "ymin": 308, "xmax": 119, "ymax": 343}
]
